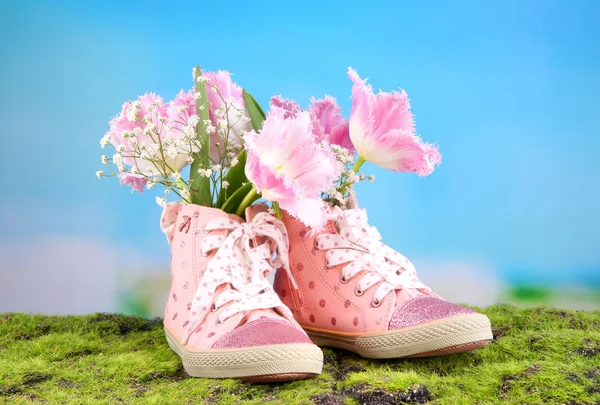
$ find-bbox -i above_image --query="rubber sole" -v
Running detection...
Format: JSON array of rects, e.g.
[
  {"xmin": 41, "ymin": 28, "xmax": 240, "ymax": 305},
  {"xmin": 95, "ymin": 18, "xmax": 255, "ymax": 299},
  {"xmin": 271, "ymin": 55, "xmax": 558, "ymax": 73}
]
[
  {"xmin": 303, "ymin": 313, "xmax": 493, "ymax": 359},
  {"xmin": 165, "ymin": 328, "xmax": 323, "ymax": 381}
]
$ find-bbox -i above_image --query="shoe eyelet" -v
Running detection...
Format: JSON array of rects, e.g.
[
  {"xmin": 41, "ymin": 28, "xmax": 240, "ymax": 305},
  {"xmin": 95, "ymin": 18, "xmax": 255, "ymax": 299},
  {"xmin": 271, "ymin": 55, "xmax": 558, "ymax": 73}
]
[
  {"xmin": 313, "ymin": 239, "xmax": 320, "ymax": 249},
  {"xmin": 372, "ymin": 298, "xmax": 382, "ymax": 307},
  {"xmin": 355, "ymin": 286, "xmax": 365, "ymax": 296},
  {"xmin": 340, "ymin": 274, "xmax": 349, "ymax": 284},
  {"xmin": 216, "ymin": 318, "xmax": 223, "ymax": 326},
  {"xmin": 203, "ymin": 228, "xmax": 211, "ymax": 234},
  {"xmin": 211, "ymin": 304, "xmax": 218, "ymax": 312}
]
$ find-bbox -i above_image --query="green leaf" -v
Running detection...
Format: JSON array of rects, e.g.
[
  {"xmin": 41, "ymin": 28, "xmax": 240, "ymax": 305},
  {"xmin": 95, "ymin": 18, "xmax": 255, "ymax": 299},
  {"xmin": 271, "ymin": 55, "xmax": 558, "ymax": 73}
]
[
  {"xmin": 221, "ymin": 182, "xmax": 259, "ymax": 216},
  {"xmin": 272, "ymin": 201, "xmax": 283, "ymax": 220},
  {"xmin": 242, "ymin": 89, "xmax": 266, "ymax": 131},
  {"xmin": 189, "ymin": 64, "xmax": 212, "ymax": 206},
  {"xmin": 215, "ymin": 149, "xmax": 247, "ymax": 208}
]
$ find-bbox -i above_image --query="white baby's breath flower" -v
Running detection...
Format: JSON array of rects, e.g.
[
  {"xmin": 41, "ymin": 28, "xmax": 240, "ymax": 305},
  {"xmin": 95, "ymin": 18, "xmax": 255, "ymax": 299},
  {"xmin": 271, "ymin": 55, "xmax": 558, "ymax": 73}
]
[
  {"xmin": 112, "ymin": 154, "xmax": 123, "ymax": 165},
  {"xmin": 213, "ymin": 164, "xmax": 222, "ymax": 171},
  {"xmin": 367, "ymin": 175, "xmax": 375, "ymax": 182},
  {"xmin": 116, "ymin": 144, "xmax": 126, "ymax": 153},
  {"xmin": 186, "ymin": 155, "xmax": 194, "ymax": 164},
  {"xmin": 217, "ymin": 119, "xmax": 228, "ymax": 130},
  {"xmin": 146, "ymin": 180, "xmax": 155, "ymax": 190},
  {"xmin": 171, "ymin": 172, "xmax": 181, "ymax": 181},
  {"xmin": 230, "ymin": 157, "xmax": 239, "ymax": 167},
  {"xmin": 183, "ymin": 125, "xmax": 195, "ymax": 138},
  {"xmin": 156, "ymin": 197, "xmax": 166, "ymax": 208},
  {"xmin": 127, "ymin": 101, "xmax": 141, "ymax": 122},
  {"xmin": 193, "ymin": 92, "xmax": 202, "ymax": 100},
  {"xmin": 181, "ymin": 188, "xmax": 190, "ymax": 200},
  {"xmin": 197, "ymin": 168, "xmax": 212, "ymax": 177},
  {"xmin": 100, "ymin": 135, "xmax": 110, "ymax": 148},
  {"xmin": 95, "ymin": 170, "xmax": 104, "ymax": 178},
  {"xmin": 188, "ymin": 115, "xmax": 200, "ymax": 127},
  {"xmin": 164, "ymin": 188, "xmax": 171, "ymax": 195},
  {"xmin": 222, "ymin": 181, "xmax": 230, "ymax": 190},
  {"xmin": 101, "ymin": 155, "xmax": 108, "ymax": 164},
  {"xmin": 347, "ymin": 172, "xmax": 360, "ymax": 184},
  {"xmin": 166, "ymin": 147, "xmax": 178, "ymax": 159},
  {"xmin": 196, "ymin": 75, "xmax": 209, "ymax": 84}
]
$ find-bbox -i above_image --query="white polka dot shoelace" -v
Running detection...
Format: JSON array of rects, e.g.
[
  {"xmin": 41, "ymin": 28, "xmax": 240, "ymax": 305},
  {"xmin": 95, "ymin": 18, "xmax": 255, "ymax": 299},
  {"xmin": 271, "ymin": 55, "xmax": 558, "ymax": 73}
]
[
  {"xmin": 315, "ymin": 206, "xmax": 431, "ymax": 307},
  {"xmin": 182, "ymin": 212, "xmax": 298, "ymax": 344}
]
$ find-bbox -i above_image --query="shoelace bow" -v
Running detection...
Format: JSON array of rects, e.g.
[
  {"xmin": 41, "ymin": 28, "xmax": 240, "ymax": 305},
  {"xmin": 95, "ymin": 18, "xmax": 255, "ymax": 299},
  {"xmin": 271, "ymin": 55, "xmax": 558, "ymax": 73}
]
[
  {"xmin": 315, "ymin": 206, "xmax": 430, "ymax": 306},
  {"xmin": 183, "ymin": 212, "xmax": 297, "ymax": 344}
]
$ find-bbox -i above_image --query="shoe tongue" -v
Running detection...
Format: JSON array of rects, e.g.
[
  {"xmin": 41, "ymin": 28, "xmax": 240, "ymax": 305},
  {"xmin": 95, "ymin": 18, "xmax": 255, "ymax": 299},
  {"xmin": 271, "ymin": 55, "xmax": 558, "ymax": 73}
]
[
  {"xmin": 395, "ymin": 287, "xmax": 431, "ymax": 307},
  {"xmin": 241, "ymin": 308, "xmax": 284, "ymax": 324},
  {"xmin": 245, "ymin": 203, "xmax": 269, "ymax": 222},
  {"xmin": 344, "ymin": 196, "xmax": 360, "ymax": 209}
]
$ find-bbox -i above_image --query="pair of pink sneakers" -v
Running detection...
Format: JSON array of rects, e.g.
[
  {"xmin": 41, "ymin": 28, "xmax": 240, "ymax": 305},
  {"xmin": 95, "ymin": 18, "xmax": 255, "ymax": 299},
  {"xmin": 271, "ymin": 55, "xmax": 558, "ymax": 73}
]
[{"xmin": 160, "ymin": 200, "xmax": 492, "ymax": 382}]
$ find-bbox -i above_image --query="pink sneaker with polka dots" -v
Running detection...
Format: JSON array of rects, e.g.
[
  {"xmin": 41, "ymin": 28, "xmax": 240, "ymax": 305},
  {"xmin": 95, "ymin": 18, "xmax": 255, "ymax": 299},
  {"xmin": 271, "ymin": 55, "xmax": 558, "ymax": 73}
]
[
  {"xmin": 273, "ymin": 200, "xmax": 493, "ymax": 359},
  {"xmin": 160, "ymin": 202, "xmax": 323, "ymax": 381}
]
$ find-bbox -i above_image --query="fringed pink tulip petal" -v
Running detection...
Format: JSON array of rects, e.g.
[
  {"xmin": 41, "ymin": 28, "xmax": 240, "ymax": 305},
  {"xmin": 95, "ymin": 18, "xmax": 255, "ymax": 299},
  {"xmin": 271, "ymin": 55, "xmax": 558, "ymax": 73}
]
[
  {"xmin": 270, "ymin": 95, "xmax": 301, "ymax": 118},
  {"xmin": 245, "ymin": 109, "xmax": 342, "ymax": 230},
  {"xmin": 278, "ymin": 197, "xmax": 328, "ymax": 232},
  {"xmin": 348, "ymin": 67, "xmax": 441, "ymax": 175},
  {"xmin": 309, "ymin": 96, "xmax": 353, "ymax": 152}
]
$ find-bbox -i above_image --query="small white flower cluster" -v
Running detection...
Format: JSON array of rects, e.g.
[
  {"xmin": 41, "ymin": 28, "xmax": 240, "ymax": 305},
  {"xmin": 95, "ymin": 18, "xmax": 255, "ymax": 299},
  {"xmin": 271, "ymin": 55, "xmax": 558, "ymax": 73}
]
[
  {"xmin": 323, "ymin": 145, "xmax": 374, "ymax": 207},
  {"xmin": 97, "ymin": 72, "xmax": 249, "ymax": 209}
]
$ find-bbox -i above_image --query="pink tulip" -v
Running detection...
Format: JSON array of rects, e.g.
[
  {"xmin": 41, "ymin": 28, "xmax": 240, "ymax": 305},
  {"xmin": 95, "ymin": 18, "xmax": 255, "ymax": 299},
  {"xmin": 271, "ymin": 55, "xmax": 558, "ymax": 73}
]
[
  {"xmin": 348, "ymin": 68, "xmax": 441, "ymax": 175},
  {"xmin": 204, "ymin": 70, "xmax": 252, "ymax": 161},
  {"xmin": 270, "ymin": 95, "xmax": 352, "ymax": 152},
  {"xmin": 244, "ymin": 107, "xmax": 341, "ymax": 230},
  {"xmin": 309, "ymin": 95, "xmax": 353, "ymax": 153}
]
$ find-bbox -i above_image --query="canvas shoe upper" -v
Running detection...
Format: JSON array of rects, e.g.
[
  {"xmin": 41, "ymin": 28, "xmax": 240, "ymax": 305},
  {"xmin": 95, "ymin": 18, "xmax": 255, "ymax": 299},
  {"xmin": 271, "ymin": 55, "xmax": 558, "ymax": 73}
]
[
  {"xmin": 272, "ymin": 199, "xmax": 493, "ymax": 358},
  {"xmin": 161, "ymin": 202, "xmax": 323, "ymax": 380}
]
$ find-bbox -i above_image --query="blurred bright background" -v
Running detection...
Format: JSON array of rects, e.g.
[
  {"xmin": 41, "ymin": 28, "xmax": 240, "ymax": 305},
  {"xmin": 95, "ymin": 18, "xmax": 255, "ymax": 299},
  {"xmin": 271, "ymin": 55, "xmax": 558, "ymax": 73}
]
[{"xmin": 1, "ymin": 0, "xmax": 599, "ymax": 316}]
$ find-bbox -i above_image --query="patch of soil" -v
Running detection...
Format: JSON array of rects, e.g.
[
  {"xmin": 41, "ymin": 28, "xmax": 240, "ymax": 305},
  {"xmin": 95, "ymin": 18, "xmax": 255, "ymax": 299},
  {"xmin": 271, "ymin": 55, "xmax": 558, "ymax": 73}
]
[
  {"xmin": 323, "ymin": 350, "xmax": 366, "ymax": 381},
  {"xmin": 131, "ymin": 383, "xmax": 150, "ymax": 397},
  {"xmin": 137, "ymin": 367, "xmax": 187, "ymax": 383},
  {"xmin": 312, "ymin": 393, "xmax": 346, "ymax": 405},
  {"xmin": 13, "ymin": 324, "xmax": 51, "ymax": 341},
  {"xmin": 64, "ymin": 348, "xmax": 96, "ymax": 359},
  {"xmin": 584, "ymin": 367, "xmax": 599, "ymax": 381},
  {"xmin": 56, "ymin": 379, "xmax": 80, "ymax": 389},
  {"xmin": 574, "ymin": 339, "xmax": 600, "ymax": 358},
  {"xmin": 492, "ymin": 327, "xmax": 509, "ymax": 340},
  {"xmin": 498, "ymin": 364, "xmax": 541, "ymax": 399},
  {"xmin": 342, "ymin": 384, "xmax": 432, "ymax": 405},
  {"xmin": 22, "ymin": 372, "xmax": 52, "ymax": 387},
  {"xmin": 88, "ymin": 313, "xmax": 161, "ymax": 336}
]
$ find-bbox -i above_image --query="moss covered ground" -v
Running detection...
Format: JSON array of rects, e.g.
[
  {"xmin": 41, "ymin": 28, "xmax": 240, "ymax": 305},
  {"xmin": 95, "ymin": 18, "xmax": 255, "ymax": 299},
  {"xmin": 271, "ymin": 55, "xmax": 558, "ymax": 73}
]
[{"xmin": 1, "ymin": 305, "xmax": 599, "ymax": 404}]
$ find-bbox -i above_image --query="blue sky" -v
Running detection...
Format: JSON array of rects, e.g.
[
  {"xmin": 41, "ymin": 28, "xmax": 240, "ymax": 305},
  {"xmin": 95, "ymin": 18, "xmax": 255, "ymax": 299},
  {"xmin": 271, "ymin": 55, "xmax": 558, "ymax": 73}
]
[{"xmin": 1, "ymin": 0, "xmax": 599, "ymax": 295}]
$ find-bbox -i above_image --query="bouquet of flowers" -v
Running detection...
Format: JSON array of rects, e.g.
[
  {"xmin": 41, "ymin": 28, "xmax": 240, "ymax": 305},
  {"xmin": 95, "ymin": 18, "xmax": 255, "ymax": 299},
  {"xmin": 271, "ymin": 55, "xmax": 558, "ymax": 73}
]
[
  {"xmin": 97, "ymin": 64, "xmax": 441, "ymax": 230},
  {"xmin": 94, "ymin": 64, "xmax": 495, "ymax": 383}
]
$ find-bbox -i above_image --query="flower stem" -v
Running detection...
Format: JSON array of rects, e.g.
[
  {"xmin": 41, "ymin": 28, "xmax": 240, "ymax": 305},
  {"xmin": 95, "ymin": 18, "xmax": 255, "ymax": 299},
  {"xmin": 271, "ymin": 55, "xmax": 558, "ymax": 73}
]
[
  {"xmin": 235, "ymin": 185, "xmax": 258, "ymax": 217},
  {"xmin": 352, "ymin": 156, "xmax": 366, "ymax": 173}
]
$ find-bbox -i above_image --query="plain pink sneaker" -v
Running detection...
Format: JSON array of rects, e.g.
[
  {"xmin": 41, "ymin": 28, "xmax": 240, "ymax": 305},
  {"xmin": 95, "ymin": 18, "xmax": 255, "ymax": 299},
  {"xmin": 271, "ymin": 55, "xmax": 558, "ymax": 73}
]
[
  {"xmin": 274, "ymin": 200, "xmax": 493, "ymax": 359},
  {"xmin": 160, "ymin": 202, "xmax": 323, "ymax": 381}
]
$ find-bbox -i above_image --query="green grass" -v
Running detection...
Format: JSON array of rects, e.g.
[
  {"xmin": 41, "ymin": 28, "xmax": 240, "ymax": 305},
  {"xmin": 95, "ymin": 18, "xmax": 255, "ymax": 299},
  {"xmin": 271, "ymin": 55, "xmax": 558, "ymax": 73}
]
[{"xmin": 1, "ymin": 305, "xmax": 599, "ymax": 404}]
